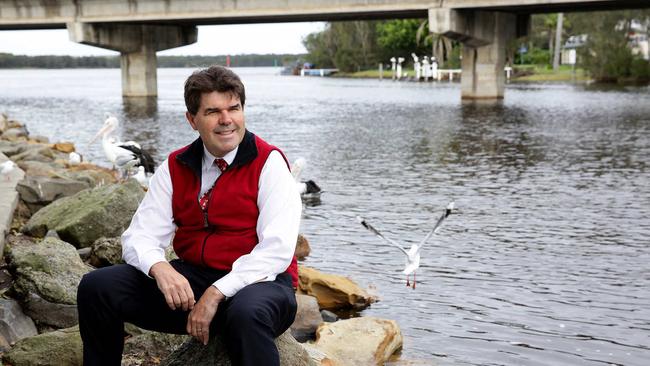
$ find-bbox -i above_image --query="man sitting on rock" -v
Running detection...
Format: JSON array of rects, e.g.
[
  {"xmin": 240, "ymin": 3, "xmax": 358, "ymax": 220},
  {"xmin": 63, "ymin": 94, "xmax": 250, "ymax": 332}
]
[{"xmin": 77, "ymin": 66, "xmax": 302, "ymax": 366}]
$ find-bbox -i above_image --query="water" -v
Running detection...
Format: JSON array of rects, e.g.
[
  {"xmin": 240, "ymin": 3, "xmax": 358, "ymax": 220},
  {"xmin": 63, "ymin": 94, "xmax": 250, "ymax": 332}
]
[{"xmin": 1, "ymin": 68, "xmax": 649, "ymax": 365}]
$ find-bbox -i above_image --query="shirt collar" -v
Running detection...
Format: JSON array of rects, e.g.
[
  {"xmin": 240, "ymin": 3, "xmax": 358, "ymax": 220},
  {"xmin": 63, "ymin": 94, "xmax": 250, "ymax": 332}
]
[{"xmin": 202, "ymin": 145, "xmax": 238, "ymax": 169}]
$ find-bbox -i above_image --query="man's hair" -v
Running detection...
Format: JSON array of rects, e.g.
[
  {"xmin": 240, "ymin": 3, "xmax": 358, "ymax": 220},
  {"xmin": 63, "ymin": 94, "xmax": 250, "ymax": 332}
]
[{"xmin": 184, "ymin": 66, "xmax": 246, "ymax": 115}]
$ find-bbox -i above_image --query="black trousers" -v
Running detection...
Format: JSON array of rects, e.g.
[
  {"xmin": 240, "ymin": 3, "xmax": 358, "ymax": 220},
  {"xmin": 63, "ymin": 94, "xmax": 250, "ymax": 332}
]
[{"xmin": 77, "ymin": 260, "xmax": 297, "ymax": 366}]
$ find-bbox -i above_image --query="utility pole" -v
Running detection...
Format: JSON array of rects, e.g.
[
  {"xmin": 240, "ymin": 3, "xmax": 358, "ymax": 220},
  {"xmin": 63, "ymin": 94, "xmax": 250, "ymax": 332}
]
[{"xmin": 553, "ymin": 13, "xmax": 564, "ymax": 71}]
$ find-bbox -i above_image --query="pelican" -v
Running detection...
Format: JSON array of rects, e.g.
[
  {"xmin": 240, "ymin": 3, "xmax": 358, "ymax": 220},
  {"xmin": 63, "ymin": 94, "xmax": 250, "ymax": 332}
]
[
  {"xmin": 357, "ymin": 202, "xmax": 454, "ymax": 289},
  {"xmin": 291, "ymin": 157, "xmax": 322, "ymax": 200},
  {"xmin": 1, "ymin": 160, "xmax": 17, "ymax": 181},
  {"xmin": 89, "ymin": 114, "xmax": 156, "ymax": 175}
]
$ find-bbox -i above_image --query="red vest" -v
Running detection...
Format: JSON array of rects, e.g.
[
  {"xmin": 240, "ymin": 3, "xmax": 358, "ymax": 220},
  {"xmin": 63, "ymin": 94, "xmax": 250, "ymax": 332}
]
[{"xmin": 168, "ymin": 131, "xmax": 298, "ymax": 288}]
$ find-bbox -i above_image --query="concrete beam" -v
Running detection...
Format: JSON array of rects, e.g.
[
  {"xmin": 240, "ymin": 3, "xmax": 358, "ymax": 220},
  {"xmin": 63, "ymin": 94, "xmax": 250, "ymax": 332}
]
[
  {"xmin": 430, "ymin": 9, "xmax": 516, "ymax": 99},
  {"xmin": 68, "ymin": 23, "xmax": 197, "ymax": 97}
]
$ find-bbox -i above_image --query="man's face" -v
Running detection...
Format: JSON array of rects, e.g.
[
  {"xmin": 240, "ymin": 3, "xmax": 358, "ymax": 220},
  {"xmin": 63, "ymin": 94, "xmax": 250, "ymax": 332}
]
[{"xmin": 186, "ymin": 91, "xmax": 245, "ymax": 157}]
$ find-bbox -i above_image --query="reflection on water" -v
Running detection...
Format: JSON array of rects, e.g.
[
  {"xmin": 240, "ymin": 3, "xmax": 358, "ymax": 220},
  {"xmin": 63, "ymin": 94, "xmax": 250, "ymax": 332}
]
[{"xmin": 1, "ymin": 68, "xmax": 649, "ymax": 366}]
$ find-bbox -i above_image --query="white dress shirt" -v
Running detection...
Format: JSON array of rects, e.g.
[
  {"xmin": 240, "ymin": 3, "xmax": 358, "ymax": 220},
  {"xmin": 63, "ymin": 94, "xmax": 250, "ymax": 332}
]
[{"xmin": 122, "ymin": 143, "xmax": 302, "ymax": 298}]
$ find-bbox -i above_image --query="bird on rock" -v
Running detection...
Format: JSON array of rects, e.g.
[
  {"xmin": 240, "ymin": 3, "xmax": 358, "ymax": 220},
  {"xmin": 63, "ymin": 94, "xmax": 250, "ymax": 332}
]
[
  {"xmin": 357, "ymin": 201, "xmax": 455, "ymax": 289},
  {"xmin": 89, "ymin": 113, "xmax": 156, "ymax": 177},
  {"xmin": 1, "ymin": 160, "xmax": 17, "ymax": 181}
]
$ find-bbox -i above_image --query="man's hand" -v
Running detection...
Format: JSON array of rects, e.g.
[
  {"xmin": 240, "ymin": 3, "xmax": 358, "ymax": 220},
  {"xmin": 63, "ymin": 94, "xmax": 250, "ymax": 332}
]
[
  {"xmin": 149, "ymin": 262, "xmax": 196, "ymax": 311},
  {"xmin": 187, "ymin": 286, "xmax": 225, "ymax": 345}
]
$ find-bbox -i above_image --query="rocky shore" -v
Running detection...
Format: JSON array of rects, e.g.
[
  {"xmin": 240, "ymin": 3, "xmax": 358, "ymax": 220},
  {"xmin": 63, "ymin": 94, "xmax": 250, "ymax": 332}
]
[{"xmin": 0, "ymin": 114, "xmax": 404, "ymax": 366}]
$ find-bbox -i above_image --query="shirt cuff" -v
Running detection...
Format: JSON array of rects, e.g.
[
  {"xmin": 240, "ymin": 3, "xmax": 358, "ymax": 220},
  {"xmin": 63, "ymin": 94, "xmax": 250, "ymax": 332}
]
[
  {"xmin": 212, "ymin": 273, "xmax": 245, "ymax": 298},
  {"xmin": 140, "ymin": 250, "xmax": 167, "ymax": 277}
]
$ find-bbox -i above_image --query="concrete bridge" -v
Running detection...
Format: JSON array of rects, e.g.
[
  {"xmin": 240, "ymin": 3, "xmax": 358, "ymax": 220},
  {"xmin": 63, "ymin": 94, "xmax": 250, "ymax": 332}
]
[{"xmin": 1, "ymin": 0, "xmax": 648, "ymax": 99}]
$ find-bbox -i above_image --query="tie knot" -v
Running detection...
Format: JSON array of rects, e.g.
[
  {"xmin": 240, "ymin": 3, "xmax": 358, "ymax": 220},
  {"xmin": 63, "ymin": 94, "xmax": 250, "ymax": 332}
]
[{"xmin": 214, "ymin": 158, "xmax": 228, "ymax": 172}]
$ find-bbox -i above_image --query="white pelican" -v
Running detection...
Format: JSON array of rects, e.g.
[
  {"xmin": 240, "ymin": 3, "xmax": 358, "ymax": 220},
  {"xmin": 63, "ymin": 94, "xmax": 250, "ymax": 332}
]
[
  {"xmin": 89, "ymin": 114, "xmax": 156, "ymax": 174},
  {"xmin": 357, "ymin": 202, "xmax": 455, "ymax": 289},
  {"xmin": 291, "ymin": 157, "xmax": 322, "ymax": 200},
  {"xmin": 1, "ymin": 160, "xmax": 17, "ymax": 181}
]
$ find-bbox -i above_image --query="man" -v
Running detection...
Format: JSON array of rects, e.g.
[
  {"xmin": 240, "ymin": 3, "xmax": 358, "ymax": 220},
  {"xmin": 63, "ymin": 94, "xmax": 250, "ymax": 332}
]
[{"xmin": 77, "ymin": 66, "xmax": 302, "ymax": 366}]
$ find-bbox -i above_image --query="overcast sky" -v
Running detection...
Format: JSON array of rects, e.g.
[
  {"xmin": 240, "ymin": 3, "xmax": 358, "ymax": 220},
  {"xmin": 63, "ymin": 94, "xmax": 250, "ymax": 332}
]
[{"xmin": 0, "ymin": 22, "xmax": 325, "ymax": 56}]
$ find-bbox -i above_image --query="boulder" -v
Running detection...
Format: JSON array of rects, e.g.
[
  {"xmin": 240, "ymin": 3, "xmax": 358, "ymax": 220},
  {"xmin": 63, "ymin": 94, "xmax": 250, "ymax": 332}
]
[
  {"xmin": 22, "ymin": 180, "xmax": 144, "ymax": 248},
  {"xmin": 10, "ymin": 145, "xmax": 62, "ymax": 163},
  {"xmin": 29, "ymin": 136, "xmax": 49, "ymax": 144},
  {"xmin": 313, "ymin": 317, "xmax": 403, "ymax": 366},
  {"xmin": 291, "ymin": 294, "xmax": 323, "ymax": 342},
  {"xmin": 0, "ymin": 298, "xmax": 38, "ymax": 351},
  {"xmin": 298, "ymin": 267, "xmax": 375, "ymax": 310},
  {"xmin": 1, "ymin": 326, "xmax": 83, "ymax": 366},
  {"xmin": 320, "ymin": 310, "xmax": 338, "ymax": 323},
  {"xmin": 51, "ymin": 142, "xmax": 75, "ymax": 153},
  {"xmin": 295, "ymin": 234, "xmax": 311, "ymax": 260},
  {"xmin": 88, "ymin": 237, "xmax": 124, "ymax": 267},
  {"xmin": 122, "ymin": 327, "xmax": 189, "ymax": 366},
  {"xmin": 0, "ymin": 114, "xmax": 8, "ymax": 133},
  {"xmin": 17, "ymin": 176, "xmax": 92, "ymax": 214},
  {"xmin": 161, "ymin": 331, "xmax": 315, "ymax": 366},
  {"xmin": 1, "ymin": 127, "xmax": 29, "ymax": 140},
  {"xmin": 5, "ymin": 235, "xmax": 92, "ymax": 328},
  {"xmin": 15, "ymin": 160, "xmax": 65, "ymax": 177}
]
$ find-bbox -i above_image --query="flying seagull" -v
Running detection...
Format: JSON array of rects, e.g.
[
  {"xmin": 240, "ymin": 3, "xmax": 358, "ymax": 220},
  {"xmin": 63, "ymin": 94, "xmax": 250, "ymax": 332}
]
[{"xmin": 357, "ymin": 201, "xmax": 455, "ymax": 289}]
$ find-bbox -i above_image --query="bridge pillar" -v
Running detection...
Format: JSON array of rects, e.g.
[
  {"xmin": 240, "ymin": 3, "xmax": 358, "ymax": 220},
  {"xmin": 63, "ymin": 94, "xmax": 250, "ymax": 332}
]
[
  {"xmin": 430, "ymin": 9, "xmax": 526, "ymax": 100},
  {"xmin": 67, "ymin": 22, "xmax": 197, "ymax": 97}
]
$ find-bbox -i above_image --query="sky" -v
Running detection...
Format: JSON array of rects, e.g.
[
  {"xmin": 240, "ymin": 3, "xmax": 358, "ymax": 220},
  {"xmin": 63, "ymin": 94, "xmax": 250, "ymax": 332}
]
[{"xmin": 0, "ymin": 22, "xmax": 325, "ymax": 56}]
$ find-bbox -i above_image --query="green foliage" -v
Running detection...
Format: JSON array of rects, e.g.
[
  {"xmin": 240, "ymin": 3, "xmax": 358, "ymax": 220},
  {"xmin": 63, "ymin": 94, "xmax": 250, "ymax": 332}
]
[
  {"xmin": 304, "ymin": 21, "xmax": 380, "ymax": 72},
  {"xmin": 376, "ymin": 19, "xmax": 430, "ymax": 58}
]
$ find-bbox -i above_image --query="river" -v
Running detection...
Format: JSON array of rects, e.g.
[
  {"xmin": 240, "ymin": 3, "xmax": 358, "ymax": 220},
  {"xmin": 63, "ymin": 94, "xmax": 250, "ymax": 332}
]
[{"xmin": 1, "ymin": 67, "xmax": 649, "ymax": 365}]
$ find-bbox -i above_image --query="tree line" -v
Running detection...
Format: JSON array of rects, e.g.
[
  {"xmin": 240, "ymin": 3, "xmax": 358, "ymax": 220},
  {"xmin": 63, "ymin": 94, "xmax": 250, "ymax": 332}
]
[
  {"xmin": 0, "ymin": 53, "xmax": 303, "ymax": 69},
  {"xmin": 303, "ymin": 10, "xmax": 650, "ymax": 82}
]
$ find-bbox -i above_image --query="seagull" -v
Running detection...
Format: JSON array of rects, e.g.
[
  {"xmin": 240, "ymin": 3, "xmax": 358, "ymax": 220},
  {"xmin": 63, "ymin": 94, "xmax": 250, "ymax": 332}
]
[
  {"xmin": 357, "ymin": 201, "xmax": 455, "ymax": 289},
  {"xmin": 89, "ymin": 114, "xmax": 156, "ymax": 176},
  {"xmin": 68, "ymin": 152, "xmax": 82, "ymax": 165},
  {"xmin": 132, "ymin": 166, "xmax": 149, "ymax": 189},
  {"xmin": 1, "ymin": 160, "xmax": 17, "ymax": 181},
  {"xmin": 291, "ymin": 157, "xmax": 322, "ymax": 200}
]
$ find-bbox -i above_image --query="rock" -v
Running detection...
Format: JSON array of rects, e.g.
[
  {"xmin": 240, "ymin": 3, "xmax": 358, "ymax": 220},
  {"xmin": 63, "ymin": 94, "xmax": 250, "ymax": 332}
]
[
  {"xmin": 0, "ymin": 298, "xmax": 38, "ymax": 351},
  {"xmin": 301, "ymin": 343, "xmax": 341, "ymax": 366},
  {"xmin": 29, "ymin": 136, "xmax": 49, "ymax": 144},
  {"xmin": 295, "ymin": 234, "xmax": 311, "ymax": 260},
  {"xmin": 51, "ymin": 142, "xmax": 75, "ymax": 153},
  {"xmin": 10, "ymin": 145, "xmax": 63, "ymax": 163},
  {"xmin": 77, "ymin": 247, "xmax": 91, "ymax": 261},
  {"xmin": 15, "ymin": 160, "xmax": 65, "ymax": 177},
  {"xmin": 122, "ymin": 328, "xmax": 189, "ymax": 366},
  {"xmin": 1, "ymin": 326, "xmax": 83, "ymax": 366},
  {"xmin": 291, "ymin": 294, "xmax": 323, "ymax": 342},
  {"xmin": 161, "ymin": 331, "xmax": 315, "ymax": 366},
  {"xmin": 17, "ymin": 176, "xmax": 92, "ymax": 214},
  {"xmin": 1, "ymin": 127, "xmax": 29, "ymax": 140},
  {"xmin": 22, "ymin": 180, "xmax": 145, "ymax": 248},
  {"xmin": 298, "ymin": 267, "xmax": 375, "ymax": 311},
  {"xmin": 0, "ymin": 114, "xmax": 8, "ymax": 133},
  {"xmin": 313, "ymin": 317, "xmax": 403, "ymax": 366},
  {"xmin": 5, "ymin": 235, "xmax": 92, "ymax": 328},
  {"xmin": 88, "ymin": 237, "xmax": 123, "ymax": 267},
  {"xmin": 320, "ymin": 310, "xmax": 338, "ymax": 323},
  {"xmin": 0, "ymin": 140, "xmax": 24, "ymax": 156}
]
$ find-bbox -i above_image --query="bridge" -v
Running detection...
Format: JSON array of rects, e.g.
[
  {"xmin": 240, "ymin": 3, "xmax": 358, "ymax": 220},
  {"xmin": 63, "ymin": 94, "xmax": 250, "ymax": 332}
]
[{"xmin": 1, "ymin": 0, "xmax": 648, "ymax": 100}]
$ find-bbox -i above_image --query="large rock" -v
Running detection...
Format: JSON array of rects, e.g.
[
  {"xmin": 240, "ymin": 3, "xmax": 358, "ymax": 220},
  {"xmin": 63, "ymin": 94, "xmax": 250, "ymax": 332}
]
[
  {"xmin": 291, "ymin": 294, "xmax": 323, "ymax": 342},
  {"xmin": 10, "ymin": 145, "xmax": 63, "ymax": 163},
  {"xmin": 22, "ymin": 180, "xmax": 144, "ymax": 248},
  {"xmin": 15, "ymin": 160, "xmax": 65, "ymax": 177},
  {"xmin": 87, "ymin": 237, "xmax": 124, "ymax": 268},
  {"xmin": 298, "ymin": 267, "xmax": 375, "ymax": 310},
  {"xmin": 313, "ymin": 317, "xmax": 403, "ymax": 366},
  {"xmin": 17, "ymin": 176, "xmax": 92, "ymax": 214},
  {"xmin": 0, "ymin": 298, "xmax": 38, "ymax": 351},
  {"xmin": 122, "ymin": 327, "xmax": 189, "ymax": 366},
  {"xmin": 1, "ymin": 326, "xmax": 83, "ymax": 366},
  {"xmin": 5, "ymin": 235, "xmax": 92, "ymax": 328},
  {"xmin": 161, "ymin": 331, "xmax": 315, "ymax": 366}
]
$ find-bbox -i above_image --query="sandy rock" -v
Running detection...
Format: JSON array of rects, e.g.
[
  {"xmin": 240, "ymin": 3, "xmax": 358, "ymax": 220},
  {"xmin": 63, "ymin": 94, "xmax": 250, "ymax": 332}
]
[
  {"xmin": 296, "ymin": 234, "xmax": 311, "ymax": 260},
  {"xmin": 29, "ymin": 136, "xmax": 49, "ymax": 144},
  {"xmin": 0, "ymin": 298, "xmax": 38, "ymax": 351},
  {"xmin": 1, "ymin": 326, "xmax": 83, "ymax": 366},
  {"xmin": 298, "ymin": 267, "xmax": 375, "ymax": 310},
  {"xmin": 0, "ymin": 114, "xmax": 8, "ymax": 133},
  {"xmin": 301, "ymin": 343, "xmax": 341, "ymax": 366},
  {"xmin": 313, "ymin": 317, "xmax": 403, "ymax": 366},
  {"xmin": 88, "ymin": 237, "xmax": 124, "ymax": 267},
  {"xmin": 51, "ymin": 142, "xmax": 75, "ymax": 153},
  {"xmin": 291, "ymin": 294, "xmax": 323, "ymax": 342},
  {"xmin": 22, "ymin": 180, "xmax": 144, "ymax": 248},
  {"xmin": 161, "ymin": 331, "xmax": 315, "ymax": 366},
  {"xmin": 5, "ymin": 235, "xmax": 92, "ymax": 328}
]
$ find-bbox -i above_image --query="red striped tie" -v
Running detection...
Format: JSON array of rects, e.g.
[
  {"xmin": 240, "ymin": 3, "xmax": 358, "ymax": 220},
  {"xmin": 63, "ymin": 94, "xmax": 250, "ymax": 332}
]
[{"xmin": 199, "ymin": 158, "xmax": 228, "ymax": 212}]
